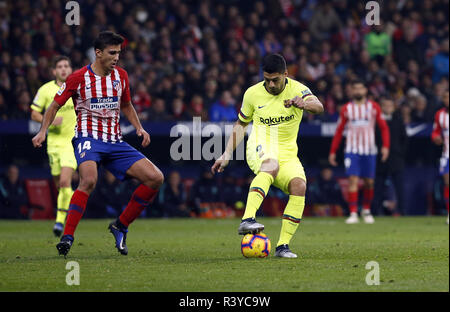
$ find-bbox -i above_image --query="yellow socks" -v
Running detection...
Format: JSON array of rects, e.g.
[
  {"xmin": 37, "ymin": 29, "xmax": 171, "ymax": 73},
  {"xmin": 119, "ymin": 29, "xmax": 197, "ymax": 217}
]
[
  {"xmin": 56, "ymin": 187, "xmax": 73, "ymax": 224},
  {"xmin": 242, "ymin": 172, "xmax": 274, "ymax": 220},
  {"xmin": 277, "ymin": 195, "xmax": 305, "ymax": 247}
]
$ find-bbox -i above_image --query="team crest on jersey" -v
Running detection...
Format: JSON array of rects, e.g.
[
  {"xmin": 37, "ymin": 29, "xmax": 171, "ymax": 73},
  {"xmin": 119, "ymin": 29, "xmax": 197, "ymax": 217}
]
[
  {"xmin": 57, "ymin": 82, "xmax": 66, "ymax": 96},
  {"xmin": 301, "ymin": 89, "xmax": 312, "ymax": 98},
  {"xmin": 112, "ymin": 80, "xmax": 121, "ymax": 92}
]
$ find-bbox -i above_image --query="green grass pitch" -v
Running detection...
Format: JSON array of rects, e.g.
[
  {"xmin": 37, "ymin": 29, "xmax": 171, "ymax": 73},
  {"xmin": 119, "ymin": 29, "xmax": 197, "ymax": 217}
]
[{"xmin": 0, "ymin": 217, "xmax": 448, "ymax": 292}]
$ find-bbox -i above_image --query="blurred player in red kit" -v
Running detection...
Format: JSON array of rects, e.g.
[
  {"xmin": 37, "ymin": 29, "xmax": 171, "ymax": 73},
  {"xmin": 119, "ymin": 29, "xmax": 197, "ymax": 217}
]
[
  {"xmin": 329, "ymin": 80, "xmax": 390, "ymax": 224},
  {"xmin": 431, "ymin": 90, "xmax": 449, "ymax": 224}
]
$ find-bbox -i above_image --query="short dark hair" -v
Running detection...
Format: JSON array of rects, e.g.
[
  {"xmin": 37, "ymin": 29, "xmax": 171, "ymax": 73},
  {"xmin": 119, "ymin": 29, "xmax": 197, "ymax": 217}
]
[
  {"xmin": 262, "ymin": 53, "xmax": 287, "ymax": 74},
  {"xmin": 52, "ymin": 55, "xmax": 71, "ymax": 68},
  {"xmin": 94, "ymin": 31, "xmax": 124, "ymax": 51},
  {"xmin": 351, "ymin": 78, "xmax": 366, "ymax": 86}
]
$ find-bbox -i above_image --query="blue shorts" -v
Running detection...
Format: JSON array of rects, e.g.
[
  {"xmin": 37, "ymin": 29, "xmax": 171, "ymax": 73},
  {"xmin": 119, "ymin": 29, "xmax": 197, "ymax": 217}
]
[
  {"xmin": 440, "ymin": 157, "xmax": 449, "ymax": 176},
  {"xmin": 344, "ymin": 153, "xmax": 377, "ymax": 179},
  {"xmin": 72, "ymin": 137, "xmax": 146, "ymax": 181}
]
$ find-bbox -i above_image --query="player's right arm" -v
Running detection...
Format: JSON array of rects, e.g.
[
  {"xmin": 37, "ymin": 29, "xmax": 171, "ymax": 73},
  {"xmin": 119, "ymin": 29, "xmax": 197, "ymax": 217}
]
[
  {"xmin": 32, "ymin": 75, "xmax": 77, "ymax": 148},
  {"xmin": 211, "ymin": 119, "xmax": 249, "ymax": 174},
  {"xmin": 211, "ymin": 89, "xmax": 254, "ymax": 174},
  {"xmin": 328, "ymin": 105, "xmax": 348, "ymax": 166},
  {"xmin": 32, "ymin": 101, "xmax": 61, "ymax": 148}
]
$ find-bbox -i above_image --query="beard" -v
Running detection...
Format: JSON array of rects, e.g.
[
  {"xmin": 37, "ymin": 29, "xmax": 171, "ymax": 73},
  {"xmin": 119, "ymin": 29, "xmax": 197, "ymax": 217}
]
[{"xmin": 353, "ymin": 94, "xmax": 364, "ymax": 101}]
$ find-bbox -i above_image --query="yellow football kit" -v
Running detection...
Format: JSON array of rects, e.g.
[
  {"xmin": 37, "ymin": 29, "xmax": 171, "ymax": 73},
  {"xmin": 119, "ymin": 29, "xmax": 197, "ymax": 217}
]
[
  {"xmin": 31, "ymin": 80, "xmax": 77, "ymax": 175},
  {"xmin": 238, "ymin": 77, "xmax": 315, "ymax": 248},
  {"xmin": 238, "ymin": 77, "xmax": 313, "ymax": 194},
  {"xmin": 31, "ymin": 80, "xmax": 77, "ymax": 226}
]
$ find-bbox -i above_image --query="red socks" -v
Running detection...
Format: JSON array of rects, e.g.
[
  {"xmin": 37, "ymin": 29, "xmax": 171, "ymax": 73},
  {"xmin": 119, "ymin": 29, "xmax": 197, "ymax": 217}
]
[
  {"xmin": 444, "ymin": 185, "xmax": 449, "ymax": 213},
  {"xmin": 348, "ymin": 191, "xmax": 358, "ymax": 213},
  {"xmin": 64, "ymin": 190, "xmax": 89, "ymax": 236},
  {"xmin": 348, "ymin": 188, "xmax": 373, "ymax": 214},
  {"xmin": 119, "ymin": 184, "xmax": 158, "ymax": 227},
  {"xmin": 362, "ymin": 188, "xmax": 374, "ymax": 212}
]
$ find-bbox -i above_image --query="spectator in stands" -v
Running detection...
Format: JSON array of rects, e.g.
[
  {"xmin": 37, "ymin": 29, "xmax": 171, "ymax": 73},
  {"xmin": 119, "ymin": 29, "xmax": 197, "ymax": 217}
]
[
  {"xmin": 374, "ymin": 97, "xmax": 408, "ymax": 215},
  {"xmin": 432, "ymin": 38, "xmax": 449, "ymax": 83},
  {"xmin": 364, "ymin": 24, "xmax": 392, "ymax": 64},
  {"xmin": 187, "ymin": 94, "xmax": 208, "ymax": 121},
  {"xmin": 132, "ymin": 81, "xmax": 152, "ymax": 122},
  {"xmin": 190, "ymin": 168, "xmax": 221, "ymax": 217},
  {"xmin": 309, "ymin": 2, "xmax": 342, "ymax": 41},
  {"xmin": 159, "ymin": 171, "xmax": 190, "ymax": 218},
  {"xmin": 209, "ymin": 90, "xmax": 237, "ymax": 122},
  {"xmin": 411, "ymin": 94, "xmax": 433, "ymax": 123},
  {"xmin": 307, "ymin": 166, "xmax": 346, "ymax": 216},
  {"xmin": 0, "ymin": 164, "xmax": 28, "ymax": 219},
  {"xmin": 87, "ymin": 170, "xmax": 127, "ymax": 218},
  {"xmin": 148, "ymin": 97, "xmax": 171, "ymax": 121},
  {"xmin": 170, "ymin": 97, "xmax": 191, "ymax": 121},
  {"xmin": 220, "ymin": 172, "xmax": 243, "ymax": 213},
  {"xmin": 394, "ymin": 20, "xmax": 424, "ymax": 70},
  {"xmin": 0, "ymin": 92, "xmax": 8, "ymax": 120}
]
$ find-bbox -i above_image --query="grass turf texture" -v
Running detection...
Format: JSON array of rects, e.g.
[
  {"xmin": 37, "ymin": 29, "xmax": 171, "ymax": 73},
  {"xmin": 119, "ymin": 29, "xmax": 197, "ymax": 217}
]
[{"xmin": 0, "ymin": 217, "xmax": 448, "ymax": 292}]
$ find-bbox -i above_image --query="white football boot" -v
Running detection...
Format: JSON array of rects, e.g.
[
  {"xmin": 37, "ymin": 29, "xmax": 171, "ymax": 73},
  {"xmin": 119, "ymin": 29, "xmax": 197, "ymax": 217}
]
[
  {"xmin": 362, "ymin": 210, "xmax": 375, "ymax": 224},
  {"xmin": 345, "ymin": 212, "xmax": 360, "ymax": 224}
]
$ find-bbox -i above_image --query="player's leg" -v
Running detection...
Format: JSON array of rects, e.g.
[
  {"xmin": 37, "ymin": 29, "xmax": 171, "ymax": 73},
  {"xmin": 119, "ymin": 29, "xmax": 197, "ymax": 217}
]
[
  {"xmin": 48, "ymin": 150, "xmax": 64, "ymax": 236},
  {"xmin": 57, "ymin": 160, "xmax": 98, "ymax": 257},
  {"xmin": 361, "ymin": 178, "xmax": 375, "ymax": 224},
  {"xmin": 54, "ymin": 167, "xmax": 74, "ymax": 235},
  {"xmin": 51, "ymin": 174, "xmax": 64, "ymax": 236},
  {"xmin": 275, "ymin": 176, "xmax": 306, "ymax": 258},
  {"xmin": 360, "ymin": 154, "xmax": 376, "ymax": 224},
  {"xmin": 118, "ymin": 158, "xmax": 164, "ymax": 227},
  {"xmin": 346, "ymin": 175, "xmax": 360, "ymax": 224},
  {"xmin": 443, "ymin": 172, "xmax": 449, "ymax": 225},
  {"xmin": 344, "ymin": 153, "xmax": 361, "ymax": 224},
  {"xmin": 238, "ymin": 158, "xmax": 278, "ymax": 235}
]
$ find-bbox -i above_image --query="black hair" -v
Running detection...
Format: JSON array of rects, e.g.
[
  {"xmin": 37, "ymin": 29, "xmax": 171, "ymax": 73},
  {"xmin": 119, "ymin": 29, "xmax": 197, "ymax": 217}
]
[
  {"xmin": 52, "ymin": 55, "xmax": 71, "ymax": 68},
  {"xmin": 262, "ymin": 53, "xmax": 287, "ymax": 74},
  {"xmin": 94, "ymin": 31, "xmax": 124, "ymax": 51},
  {"xmin": 351, "ymin": 78, "xmax": 366, "ymax": 86}
]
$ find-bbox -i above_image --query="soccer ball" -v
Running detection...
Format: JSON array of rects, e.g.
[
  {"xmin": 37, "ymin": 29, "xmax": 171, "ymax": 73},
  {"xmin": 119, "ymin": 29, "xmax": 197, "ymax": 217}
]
[{"xmin": 241, "ymin": 233, "xmax": 271, "ymax": 258}]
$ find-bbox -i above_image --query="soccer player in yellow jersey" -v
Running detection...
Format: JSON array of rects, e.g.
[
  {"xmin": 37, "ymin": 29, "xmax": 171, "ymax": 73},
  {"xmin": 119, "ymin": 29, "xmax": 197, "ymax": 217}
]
[
  {"xmin": 212, "ymin": 54, "xmax": 324, "ymax": 258},
  {"xmin": 30, "ymin": 56, "xmax": 77, "ymax": 237}
]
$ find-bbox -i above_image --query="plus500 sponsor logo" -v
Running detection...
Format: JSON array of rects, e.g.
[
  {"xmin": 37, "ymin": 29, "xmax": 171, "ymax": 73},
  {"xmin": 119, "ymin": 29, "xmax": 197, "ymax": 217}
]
[{"xmin": 90, "ymin": 97, "xmax": 119, "ymax": 110}]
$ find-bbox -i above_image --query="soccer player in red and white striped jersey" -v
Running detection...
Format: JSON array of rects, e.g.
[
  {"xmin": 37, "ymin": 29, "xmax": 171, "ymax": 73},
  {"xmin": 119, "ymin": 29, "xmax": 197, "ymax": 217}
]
[
  {"xmin": 431, "ymin": 90, "xmax": 449, "ymax": 224},
  {"xmin": 32, "ymin": 31, "xmax": 164, "ymax": 256},
  {"xmin": 329, "ymin": 80, "xmax": 390, "ymax": 224},
  {"xmin": 56, "ymin": 62, "xmax": 129, "ymax": 143}
]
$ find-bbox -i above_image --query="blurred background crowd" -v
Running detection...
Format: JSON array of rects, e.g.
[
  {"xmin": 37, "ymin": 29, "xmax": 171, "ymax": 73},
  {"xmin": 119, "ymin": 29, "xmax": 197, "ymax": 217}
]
[
  {"xmin": 0, "ymin": 0, "xmax": 448, "ymax": 123},
  {"xmin": 0, "ymin": 0, "xmax": 449, "ymax": 219}
]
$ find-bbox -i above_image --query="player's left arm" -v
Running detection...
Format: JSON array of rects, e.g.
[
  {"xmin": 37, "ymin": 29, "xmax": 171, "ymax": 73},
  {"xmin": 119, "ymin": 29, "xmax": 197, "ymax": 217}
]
[
  {"xmin": 121, "ymin": 101, "xmax": 150, "ymax": 147},
  {"xmin": 431, "ymin": 111, "xmax": 443, "ymax": 145},
  {"xmin": 120, "ymin": 70, "xmax": 150, "ymax": 147},
  {"xmin": 284, "ymin": 88, "xmax": 324, "ymax": 114},
  {"xmin": 375, "ymin": 103, "xmax": 390, "ymax": 162}
]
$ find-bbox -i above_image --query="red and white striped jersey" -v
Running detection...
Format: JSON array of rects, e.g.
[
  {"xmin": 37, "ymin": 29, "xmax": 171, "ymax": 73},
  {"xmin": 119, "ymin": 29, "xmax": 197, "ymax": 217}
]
[
  {"xmin": 432, "ymin": 108, "xmax": 449, "ymax": 159},
  {"xmin": 53, "ymin": 64, "xmax": 131, "ymax": 143},
  {"xmin": 330, "ymin": 100, "xmax": 390, "ymax": 155}
]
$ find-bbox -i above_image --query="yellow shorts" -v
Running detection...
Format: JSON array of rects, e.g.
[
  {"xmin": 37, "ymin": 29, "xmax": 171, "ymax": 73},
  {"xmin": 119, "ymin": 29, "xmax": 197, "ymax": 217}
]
[
  {"xmin": 47, "ymin": 144, "xmax": 77, "ymax": 176},
  {"xmin": 246, "ymin": 144, "xmax": 306, "ymax": 194}
]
